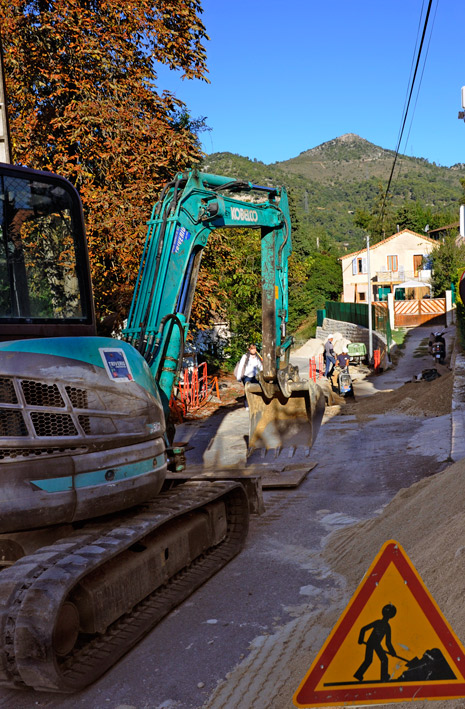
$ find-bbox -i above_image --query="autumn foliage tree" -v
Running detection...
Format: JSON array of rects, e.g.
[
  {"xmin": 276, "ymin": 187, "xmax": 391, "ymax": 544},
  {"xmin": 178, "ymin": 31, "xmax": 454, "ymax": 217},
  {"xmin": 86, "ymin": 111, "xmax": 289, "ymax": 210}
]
[{"xmin": 0, "ymin": 0, "xmax": 209, "ymax": 325}]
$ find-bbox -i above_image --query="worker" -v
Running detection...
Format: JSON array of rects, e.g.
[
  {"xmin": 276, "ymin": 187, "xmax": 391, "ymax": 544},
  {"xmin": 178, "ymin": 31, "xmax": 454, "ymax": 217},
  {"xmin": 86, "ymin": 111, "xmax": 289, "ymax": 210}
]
[
  {"xmin": 354, "ymin": 604, "xmax": 397, "ymax": 682},
  {"xmin": 324, "ymin": 335, "xmax": 336, "ymax": 378},
  {"xmin": 337, "ymin": 347, "xmax": 350, "ymax": 370},
  {"xmin": 235, "ymin": 343, "xmax": 263, "ymax": 408}
]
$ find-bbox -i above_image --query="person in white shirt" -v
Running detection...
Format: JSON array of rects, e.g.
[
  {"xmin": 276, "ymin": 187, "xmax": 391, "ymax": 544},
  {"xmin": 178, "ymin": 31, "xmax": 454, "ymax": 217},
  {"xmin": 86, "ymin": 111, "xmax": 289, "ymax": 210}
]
[{"xmin": 235, "ymin": 343, "xmax": 263, "ymax": 407}]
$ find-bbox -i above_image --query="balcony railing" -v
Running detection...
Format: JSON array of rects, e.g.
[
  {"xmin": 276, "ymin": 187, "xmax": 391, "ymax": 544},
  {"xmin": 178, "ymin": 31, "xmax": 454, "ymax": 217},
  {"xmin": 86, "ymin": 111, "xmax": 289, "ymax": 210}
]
[{"xmin": 376, "ymin": 269, "xmax": 432, "ymax": 283}]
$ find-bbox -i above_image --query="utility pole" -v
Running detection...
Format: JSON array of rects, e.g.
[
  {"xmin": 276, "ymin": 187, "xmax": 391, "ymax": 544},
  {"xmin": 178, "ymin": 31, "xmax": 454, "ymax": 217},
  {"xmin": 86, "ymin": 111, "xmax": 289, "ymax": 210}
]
[
  {"xmin": 366, "ymin": 234, "xmax": 373, "ymax": 362},
  {"xmin": 457, "ymin": 81, "xmax": 465, "ymax": 254},
  {"xmin": 0, "ymin": 34, "xmax": 11, "ymax": 163},
  {"xmin": 458, "ymin": 86, "xmax": 465, "ymax": 122}
]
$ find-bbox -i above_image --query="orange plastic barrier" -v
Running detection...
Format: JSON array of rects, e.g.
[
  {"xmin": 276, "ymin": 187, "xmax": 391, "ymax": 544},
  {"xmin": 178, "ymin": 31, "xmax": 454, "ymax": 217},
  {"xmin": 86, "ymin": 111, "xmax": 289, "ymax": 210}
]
[
  {"xmin": 309, "ymin": 358, "xmax": 316, "ymax": 381},
  {"xmin": 309, "ymin": 355, "xmax": 325, "ymax": 380},
  {"xmin": 169, "ymin": 363, "xmax": 220, "ymax": 418}
]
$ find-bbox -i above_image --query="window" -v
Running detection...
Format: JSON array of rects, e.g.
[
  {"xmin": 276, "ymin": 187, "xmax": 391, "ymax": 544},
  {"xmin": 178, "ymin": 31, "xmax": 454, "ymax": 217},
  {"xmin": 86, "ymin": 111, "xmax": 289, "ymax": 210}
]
[
  {"xmin": 358, "ymin": 292, "xmax": 366, "ymax": 301},
  {"xmin": 413, "ymin": 254, "xmax": 423, "ymax": 276},
  {"xmin": 0, "ymin": 173, "xmax": 90, "ymax": 322},
  {"xmin": 351, "ymin": 257, "xmax": 367, "ymax": 275},
  {"xmin": 387, "ymin": 255, "xmax": 398, "ymax": 272}
]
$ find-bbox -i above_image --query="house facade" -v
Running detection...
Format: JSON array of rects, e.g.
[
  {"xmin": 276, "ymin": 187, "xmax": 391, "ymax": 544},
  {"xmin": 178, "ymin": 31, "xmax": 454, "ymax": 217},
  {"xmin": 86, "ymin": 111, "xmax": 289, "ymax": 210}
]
[{"xmin": 340, "ymin": 229, "xmax": 438, "ymax": 303}]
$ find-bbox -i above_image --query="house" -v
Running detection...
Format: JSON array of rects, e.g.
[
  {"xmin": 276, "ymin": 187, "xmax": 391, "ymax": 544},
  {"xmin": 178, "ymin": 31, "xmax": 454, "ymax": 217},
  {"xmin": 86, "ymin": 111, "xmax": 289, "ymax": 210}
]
[{"xmin": 340, "ymin": 229, "xmax": 438, "ymax": 303}]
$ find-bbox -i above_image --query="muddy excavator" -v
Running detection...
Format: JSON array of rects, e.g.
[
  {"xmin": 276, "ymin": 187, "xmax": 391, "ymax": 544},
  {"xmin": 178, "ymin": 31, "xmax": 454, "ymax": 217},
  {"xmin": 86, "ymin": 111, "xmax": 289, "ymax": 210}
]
[{"xmin": 0, "ymin": 162, "xmax": 324, "ymax": 693}]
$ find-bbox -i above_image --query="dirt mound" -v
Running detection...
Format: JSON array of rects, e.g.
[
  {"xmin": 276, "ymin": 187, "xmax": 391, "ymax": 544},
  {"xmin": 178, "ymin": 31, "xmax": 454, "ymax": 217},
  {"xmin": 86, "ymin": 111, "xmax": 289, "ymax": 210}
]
[{"xmin": 344, "ymin": 371, "xmax": 453, "ymax": 419}]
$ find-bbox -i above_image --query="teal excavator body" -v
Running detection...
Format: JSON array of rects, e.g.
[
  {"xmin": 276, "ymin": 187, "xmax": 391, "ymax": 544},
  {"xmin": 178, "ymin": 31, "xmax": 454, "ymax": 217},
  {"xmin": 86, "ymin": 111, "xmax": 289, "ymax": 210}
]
[
  {"xmin": 0, "ymin": 163, "xmax": 324, "ymax": 692},
  {"xmin": 0, "ymin": 164, "xmax": 324, "ymax": 532}
]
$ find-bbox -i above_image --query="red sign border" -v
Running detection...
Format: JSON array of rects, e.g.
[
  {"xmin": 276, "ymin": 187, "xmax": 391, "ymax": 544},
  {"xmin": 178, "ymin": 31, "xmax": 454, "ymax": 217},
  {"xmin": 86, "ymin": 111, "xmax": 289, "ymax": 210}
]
[{"xmin": 294, "ymin": 540, "xmax": 465, "ymax": 707}]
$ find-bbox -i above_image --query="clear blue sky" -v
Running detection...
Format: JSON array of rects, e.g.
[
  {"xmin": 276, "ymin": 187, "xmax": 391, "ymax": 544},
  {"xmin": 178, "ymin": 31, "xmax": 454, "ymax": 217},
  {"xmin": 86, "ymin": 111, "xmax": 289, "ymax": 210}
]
[{"xmin": 156, "ymin": 0, "xmax": 465, "ymax": 168}]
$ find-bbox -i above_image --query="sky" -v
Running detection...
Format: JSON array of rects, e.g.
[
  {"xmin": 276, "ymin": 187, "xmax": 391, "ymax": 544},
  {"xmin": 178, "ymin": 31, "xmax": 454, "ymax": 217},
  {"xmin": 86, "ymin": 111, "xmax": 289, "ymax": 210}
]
[{"xmin": 155, "ymin": 0, "xmax": 465, "ymax": 168}]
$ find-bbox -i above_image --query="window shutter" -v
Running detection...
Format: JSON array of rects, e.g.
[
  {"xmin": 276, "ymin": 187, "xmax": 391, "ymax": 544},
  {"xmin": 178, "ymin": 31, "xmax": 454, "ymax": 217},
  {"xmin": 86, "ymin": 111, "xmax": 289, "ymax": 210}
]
[
  {"xmin": 362, "ymin": 258, "xmax": 367, "ymax": 274},
  {"xmin": 352, "ymin": 258, "xmax": 357, "ymax": 275}
]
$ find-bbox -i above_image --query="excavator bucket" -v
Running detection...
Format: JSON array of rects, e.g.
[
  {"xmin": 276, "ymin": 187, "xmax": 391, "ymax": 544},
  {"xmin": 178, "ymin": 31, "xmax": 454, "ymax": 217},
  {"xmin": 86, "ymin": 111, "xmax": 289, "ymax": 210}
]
[{"xmin": 246, "ymin": 380, "xmax": 325, "ymax": 451}]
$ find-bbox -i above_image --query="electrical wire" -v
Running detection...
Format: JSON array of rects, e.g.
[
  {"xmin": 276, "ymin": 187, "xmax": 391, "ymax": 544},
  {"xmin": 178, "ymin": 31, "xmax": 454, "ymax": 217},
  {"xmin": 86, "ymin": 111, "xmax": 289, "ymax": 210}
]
[
  {"xmin": 395, "ymin": 0, "xmax": 426, "ymax": 153},
  {"xmin": 378, "ymin": 0, "xmax": 435, "ymax": 231},
  {"xmin": 391, "ymin": 0, "xmax": 439, "ymax": 196},
  {"xmin": 402, "ymin": 0, "xmax": 439, "ymax": 161}
]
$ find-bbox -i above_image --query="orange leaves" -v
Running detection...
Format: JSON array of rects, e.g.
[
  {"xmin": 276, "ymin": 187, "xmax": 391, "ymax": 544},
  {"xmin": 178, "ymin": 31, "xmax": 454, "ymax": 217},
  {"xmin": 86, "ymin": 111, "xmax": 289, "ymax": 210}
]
[{"xmin": 1, "ymin": 0, "xmax": 209, "ymax": 327}]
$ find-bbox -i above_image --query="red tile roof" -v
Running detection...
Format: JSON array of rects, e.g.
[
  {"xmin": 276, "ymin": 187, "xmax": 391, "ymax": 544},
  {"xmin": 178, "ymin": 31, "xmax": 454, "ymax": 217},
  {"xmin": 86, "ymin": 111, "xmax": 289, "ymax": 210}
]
[{"xmin": 340, "ymin": 229, "xmax": 438, "ymax": 260}]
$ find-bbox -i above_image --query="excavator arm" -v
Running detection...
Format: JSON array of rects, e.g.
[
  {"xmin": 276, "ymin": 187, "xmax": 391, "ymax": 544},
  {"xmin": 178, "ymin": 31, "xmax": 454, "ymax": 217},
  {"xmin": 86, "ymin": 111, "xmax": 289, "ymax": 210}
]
[{"xmin": 123, "ymin": 170, "xmax": 324, "ymax": 450}]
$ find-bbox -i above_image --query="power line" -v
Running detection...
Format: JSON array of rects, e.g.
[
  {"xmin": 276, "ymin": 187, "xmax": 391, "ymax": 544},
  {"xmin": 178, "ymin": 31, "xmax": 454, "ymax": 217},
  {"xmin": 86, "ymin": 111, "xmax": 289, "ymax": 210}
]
[
  {"xmin": 395, "ymin": 0, "xmax": 426, "ymax": 153},
  {"xmin": 402, "ymin": 0, "xmax": 439, "ymax": 161},
  {"xmin": 378, "ymin": 0, "xmax": 434, "ymax": 231}
]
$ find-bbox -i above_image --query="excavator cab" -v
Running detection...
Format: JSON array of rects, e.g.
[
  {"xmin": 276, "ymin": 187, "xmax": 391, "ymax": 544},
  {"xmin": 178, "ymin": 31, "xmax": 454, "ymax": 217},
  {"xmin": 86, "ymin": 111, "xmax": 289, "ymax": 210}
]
[{"xmin": 0, "ymin": 162, "xmax": 96, "ymax": 341}]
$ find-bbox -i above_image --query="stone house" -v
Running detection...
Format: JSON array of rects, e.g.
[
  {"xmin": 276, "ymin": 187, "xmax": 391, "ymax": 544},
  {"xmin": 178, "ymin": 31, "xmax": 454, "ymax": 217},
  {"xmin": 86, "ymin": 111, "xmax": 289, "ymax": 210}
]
[{"xmin": 340, "ymin": 229, "xmax": 438, "ymax": 303}]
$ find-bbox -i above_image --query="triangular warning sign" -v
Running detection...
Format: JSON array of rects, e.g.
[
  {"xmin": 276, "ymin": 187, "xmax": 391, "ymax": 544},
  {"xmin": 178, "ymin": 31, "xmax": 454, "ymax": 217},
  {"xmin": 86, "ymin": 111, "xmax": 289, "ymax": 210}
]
[{"xmin": 294, "ymin": 540, "xmax": 465, "ymax": 707}]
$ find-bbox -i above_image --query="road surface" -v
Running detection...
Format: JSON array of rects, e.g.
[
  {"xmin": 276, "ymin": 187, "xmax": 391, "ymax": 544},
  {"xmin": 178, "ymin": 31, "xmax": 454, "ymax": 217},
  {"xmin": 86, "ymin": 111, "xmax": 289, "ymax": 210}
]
[{"xmin": 0, "ymin": 326, "xmax": 455, "ymax": 709}]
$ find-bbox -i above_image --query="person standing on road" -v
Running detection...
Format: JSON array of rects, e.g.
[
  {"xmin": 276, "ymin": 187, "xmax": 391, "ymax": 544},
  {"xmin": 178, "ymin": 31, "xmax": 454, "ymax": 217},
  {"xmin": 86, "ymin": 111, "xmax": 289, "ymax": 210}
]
[
  {"xmin": 235, "ymin": 344, "xmax": 263, "ymax": 407},
  {"xmin": 324, "ymin": 335, "xmax": 336, "ymax": 378}
]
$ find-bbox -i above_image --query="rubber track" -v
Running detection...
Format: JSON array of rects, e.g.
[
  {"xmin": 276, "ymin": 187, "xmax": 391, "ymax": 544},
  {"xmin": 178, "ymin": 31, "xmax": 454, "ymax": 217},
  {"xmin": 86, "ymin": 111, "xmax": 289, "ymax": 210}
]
[{"xmin": 0, "ymin": 480, "xmax": 249, "ymax": 693}]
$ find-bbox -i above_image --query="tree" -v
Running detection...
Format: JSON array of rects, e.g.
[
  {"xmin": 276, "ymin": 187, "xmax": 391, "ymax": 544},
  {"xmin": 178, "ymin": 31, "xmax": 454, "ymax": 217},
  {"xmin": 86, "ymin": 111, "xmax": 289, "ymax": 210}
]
[
  {"xmin": 393, "ymin": 200, "xmax": 458, "ymax": 235},
  {"xmin": 353, "ymin": 184, "xmax": 396, "ymax": 244},
  {"xmin": 430, "ymin": 235, "xmax": 465, "ymax": 297},
  {"xmin": 192, "ymin": 227, "xmax": 263, "ymax": 363},
  {"xmin": 288, "ymin": 252, "xmax": 342, "ymax": 332},
  {"xmin": 0, "ymin": 0, "xmax": 209, "ymax": 325}
]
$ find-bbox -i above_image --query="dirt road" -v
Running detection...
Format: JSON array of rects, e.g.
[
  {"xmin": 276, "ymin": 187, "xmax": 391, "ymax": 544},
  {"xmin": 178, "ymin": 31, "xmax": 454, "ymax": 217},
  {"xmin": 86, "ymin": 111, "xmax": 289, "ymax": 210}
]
[{"xmin": 0, "ymin": 326, "xmax": 459, "ymax": 709}]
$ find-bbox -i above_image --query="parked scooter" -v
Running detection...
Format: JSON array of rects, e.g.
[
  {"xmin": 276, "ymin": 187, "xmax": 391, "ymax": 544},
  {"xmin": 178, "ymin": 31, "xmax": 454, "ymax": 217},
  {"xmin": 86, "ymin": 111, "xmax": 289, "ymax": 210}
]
[{"xmin": 429, "ymin": 331, "xmax": 446, "ymax": 365}]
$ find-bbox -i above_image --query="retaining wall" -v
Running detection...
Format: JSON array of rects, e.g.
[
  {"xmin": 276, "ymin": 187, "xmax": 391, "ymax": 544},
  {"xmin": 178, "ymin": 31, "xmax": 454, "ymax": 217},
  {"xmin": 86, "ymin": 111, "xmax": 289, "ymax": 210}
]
[{"xmin": 316, "ymin": 317, "xmax": 387, "ymax": 353}]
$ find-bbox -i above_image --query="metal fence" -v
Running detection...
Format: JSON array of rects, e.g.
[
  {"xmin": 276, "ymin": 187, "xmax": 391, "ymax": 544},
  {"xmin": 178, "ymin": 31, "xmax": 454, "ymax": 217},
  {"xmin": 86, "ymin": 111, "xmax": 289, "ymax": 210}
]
[{"xmin": 324, "ymin": 301, "xmax": 392, "ymax": 350}]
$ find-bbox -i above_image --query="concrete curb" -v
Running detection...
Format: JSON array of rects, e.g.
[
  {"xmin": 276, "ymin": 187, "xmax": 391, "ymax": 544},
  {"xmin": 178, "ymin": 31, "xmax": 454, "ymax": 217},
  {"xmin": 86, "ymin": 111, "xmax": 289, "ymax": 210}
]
[{"xmin": 451, "ymin": 348, "xmax": 465, "ymax": 462}]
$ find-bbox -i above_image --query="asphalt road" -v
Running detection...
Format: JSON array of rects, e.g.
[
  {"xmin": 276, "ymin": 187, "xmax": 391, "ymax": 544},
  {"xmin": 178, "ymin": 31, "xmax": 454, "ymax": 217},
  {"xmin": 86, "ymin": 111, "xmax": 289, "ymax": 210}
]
[{"xmin": 0, "ymin": 326, "xmax": 455, "ymax": 709}]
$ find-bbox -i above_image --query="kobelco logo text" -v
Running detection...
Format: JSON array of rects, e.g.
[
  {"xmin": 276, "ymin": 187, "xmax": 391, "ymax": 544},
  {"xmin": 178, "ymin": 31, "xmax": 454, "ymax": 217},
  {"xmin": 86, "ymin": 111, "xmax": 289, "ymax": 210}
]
[{"xmin": 230, "ymin": 207, "xmax": 259, "ymax": 222}]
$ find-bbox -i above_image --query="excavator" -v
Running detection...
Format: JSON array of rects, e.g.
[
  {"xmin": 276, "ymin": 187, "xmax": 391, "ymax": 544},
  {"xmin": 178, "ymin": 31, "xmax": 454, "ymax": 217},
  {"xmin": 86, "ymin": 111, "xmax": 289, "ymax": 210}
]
[{"xmin": 0, "ymin": 162, "xmax": 325, "ymax": 693}]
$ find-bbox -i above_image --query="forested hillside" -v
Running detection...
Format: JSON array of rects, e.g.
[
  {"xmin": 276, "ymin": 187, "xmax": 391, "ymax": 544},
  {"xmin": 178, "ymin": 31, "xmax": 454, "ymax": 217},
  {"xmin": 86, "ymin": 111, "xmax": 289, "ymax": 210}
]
[
  {"xmin": 198, "ymin": 133, "xmax": 465, "ymax": 347},
  {"xmin": 203, "ymin": 133, "xmax": 464, "ymax": 256}
]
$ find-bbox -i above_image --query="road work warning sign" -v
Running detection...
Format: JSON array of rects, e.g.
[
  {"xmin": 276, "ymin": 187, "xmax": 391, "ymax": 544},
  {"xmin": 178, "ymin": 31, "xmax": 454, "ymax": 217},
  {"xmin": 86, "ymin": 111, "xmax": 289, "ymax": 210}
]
[{"xmin": 293, "ymin": 540, "xmax": 465, "ymax": 707}]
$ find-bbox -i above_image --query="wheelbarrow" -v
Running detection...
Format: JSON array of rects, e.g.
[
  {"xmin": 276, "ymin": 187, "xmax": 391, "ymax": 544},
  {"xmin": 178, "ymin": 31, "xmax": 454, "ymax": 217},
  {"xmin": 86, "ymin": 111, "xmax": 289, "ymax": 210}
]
[{"xmin": 347, "ymin": 342, "xmax": 368, "ymax": 365}]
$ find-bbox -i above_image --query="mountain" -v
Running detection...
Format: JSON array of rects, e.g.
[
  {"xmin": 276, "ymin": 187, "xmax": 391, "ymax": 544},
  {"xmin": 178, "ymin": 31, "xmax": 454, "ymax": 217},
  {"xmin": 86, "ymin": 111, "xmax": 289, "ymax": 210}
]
[
  {"xmin": 276, "ymin": 133, "xmax": 395, "ymax": 182},
  {"xmin": 276, "ymin": 133, "xmax": 462, "ymax": 188},
  {"xmin": 202, "ymin": 134, "xmax": 464, "ymax": 254}
]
